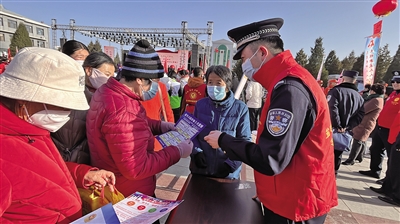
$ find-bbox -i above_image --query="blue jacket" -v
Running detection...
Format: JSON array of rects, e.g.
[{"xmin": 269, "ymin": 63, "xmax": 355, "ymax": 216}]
[{"xmin": 190, "ymin": 91, "xmax": 251, "ymax": 179}]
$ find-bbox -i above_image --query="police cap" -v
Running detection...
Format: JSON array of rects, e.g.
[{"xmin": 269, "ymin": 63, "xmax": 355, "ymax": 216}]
[{"xmin": 228, "ymin": 18, "xmax": 284, "ymax": 60}]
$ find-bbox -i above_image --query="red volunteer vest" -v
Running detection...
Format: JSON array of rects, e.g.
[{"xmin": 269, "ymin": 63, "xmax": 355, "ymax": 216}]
[
  {"xmin": 183, "ymin": 84, "xmax": 207, "ymax": 114},
  {"xmin": 378, "ymin": 91, "xmax": 400, "ymax": 129},
  {"xmin": 253, "ymin": 51, "xmax": 338, "ymax": 221}
]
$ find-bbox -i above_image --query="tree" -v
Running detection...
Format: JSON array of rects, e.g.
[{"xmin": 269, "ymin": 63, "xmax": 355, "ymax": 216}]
[
  {"xmin": 341, "ymin": 50, "xmax": 357, "ymax": 71},
  {"xmin": 305, "ymin": 37, "xmax": 325, "ymax": 78},
  {"xmin": 295, "ymin": 48, "xmax": 308, "ymax": 67},
  {"xmin": 9, "ymin": 22, "xmax": 32, "ymax": 56},
  {"xmin": 87, "ymin": 41, "xmax": 94, "ymax": 52},
  {"xmin": 375, "ymin": 44, "xmax": 392, "ymax": 82},
  {"xmin": 232, "ymin": 59, "xmax": 243, "ymax": 80},
  {"xmin": 383, "ymin": 45, "xmax": 400, "ymax": 83},
  {"xmin": 114, "ymin": 52, "xmax": 121, "ymax": 65},
  {"xmin": 352, "ymin": 52, "xmax": 364, "ymax": 74},
  {"xmin": 324, "ymin": 50, "xmax": 342, "ymax": 74},
  {"xmin": 92, "ymin": 39, "xmax": 102, "ymax": 53}
]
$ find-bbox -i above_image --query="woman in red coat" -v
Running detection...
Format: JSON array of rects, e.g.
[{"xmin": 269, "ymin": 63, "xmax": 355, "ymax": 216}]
[
  {"xmin": 0, "ymin": 47, "xmax": 115, "ymax": 223},
  {"xmin": 86, "ymin": 40, "xmax": 193, "ymax": 198}
]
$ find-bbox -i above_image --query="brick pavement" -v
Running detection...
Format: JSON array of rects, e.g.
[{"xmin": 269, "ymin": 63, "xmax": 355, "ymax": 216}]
[{"xmin": 155, "ymin": 145, "xmax": 400, "ymax": 224}]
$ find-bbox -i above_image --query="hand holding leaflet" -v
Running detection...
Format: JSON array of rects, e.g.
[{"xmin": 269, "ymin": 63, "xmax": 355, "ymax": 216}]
[{"xmin": 156, "ymin": 112, "xmax": 205, "ymax": 147}]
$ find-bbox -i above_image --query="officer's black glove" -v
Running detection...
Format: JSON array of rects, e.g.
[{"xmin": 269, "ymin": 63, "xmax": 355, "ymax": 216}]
[{"xmin": 194, "ymin": 152, "xmax": 207, "ymax": 168}]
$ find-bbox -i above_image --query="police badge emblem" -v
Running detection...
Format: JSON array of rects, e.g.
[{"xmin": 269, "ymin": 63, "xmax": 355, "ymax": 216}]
[{"xmin": 266, "ymin": 108, "xmax": 293, "ymax": 136}]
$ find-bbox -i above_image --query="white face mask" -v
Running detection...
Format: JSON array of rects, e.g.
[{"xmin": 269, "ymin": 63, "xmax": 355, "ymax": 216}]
[
  {"xmin": 89, "ymin": 68, "xmax": 110, "ymax": 89},
  {"xmin": 24, "ymin": 104, "xmax": 71, "ymax": 132},
  {"xmin": 75, "ymin": 60, "xmax": 84, "ymax": 66},
  {"xmin": 241, "ymin": 49, "xmax": 266, "ymax": 81}
]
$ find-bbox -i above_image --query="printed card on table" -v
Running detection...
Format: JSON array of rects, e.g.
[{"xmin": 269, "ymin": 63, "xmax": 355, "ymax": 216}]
[
  {"xmin": 156, "ymin": 112, "xmax": 205, "ymax": 147},
  {"xmin": 71, "ymin": 193, "xmax": 183, "ymax": 224},
  {"xmin": 114, "ymin": 192, "xmax": 183, "ymax": 224}
]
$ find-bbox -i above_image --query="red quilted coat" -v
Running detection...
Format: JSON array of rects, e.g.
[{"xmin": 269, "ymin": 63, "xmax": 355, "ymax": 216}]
[
  {"xmin": 86, "ymin": 78, "xmax": 181, "ymax": 197},
  {"xmin": 0, "ymin": 103, "xmax": 94, "ymax": 223}
]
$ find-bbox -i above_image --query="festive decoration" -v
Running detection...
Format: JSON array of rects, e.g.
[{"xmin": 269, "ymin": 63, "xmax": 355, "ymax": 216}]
[{"xmin": 372, "ymin": 0, "xmax": 398, "ymax": 17}]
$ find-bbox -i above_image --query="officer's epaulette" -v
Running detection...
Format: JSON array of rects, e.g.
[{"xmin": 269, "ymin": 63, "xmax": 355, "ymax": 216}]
[{"xmin": 273, "ymin": 80, "xmax": 285, "ymax": 89}]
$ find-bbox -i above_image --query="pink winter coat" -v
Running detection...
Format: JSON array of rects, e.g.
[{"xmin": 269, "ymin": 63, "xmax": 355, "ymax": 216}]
[
  {"xmin": 352, "ymin": 96, "xmax": 384, "ymax": 141},
  {"xmin": 86, "ymin": 78, "xmax": 180, "ymax": 197}
]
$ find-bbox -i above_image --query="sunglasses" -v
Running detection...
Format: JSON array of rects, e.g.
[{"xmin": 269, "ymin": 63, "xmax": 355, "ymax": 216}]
[{"xmin": 391, "ymin": 80, "xmax": 400, "ymax": 84}]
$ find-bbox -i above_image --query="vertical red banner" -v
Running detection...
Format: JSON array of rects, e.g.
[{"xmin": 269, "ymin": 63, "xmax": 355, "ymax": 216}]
[{"xmin": 104, "ymin": 46, "xmax": 114, "ymax": 60}]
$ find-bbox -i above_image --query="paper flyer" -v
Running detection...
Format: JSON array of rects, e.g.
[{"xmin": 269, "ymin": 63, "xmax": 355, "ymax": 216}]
[
  {"xmin": 156, "ymin": 112, "xmax": 205, "ymax": 147},
  {"xmin": 114, "ymin": 192, "xmax": 183, "ymax": 224},
  {"xmin": 70, "ymin": 203, "xmax": 119, "ymax": 224}
]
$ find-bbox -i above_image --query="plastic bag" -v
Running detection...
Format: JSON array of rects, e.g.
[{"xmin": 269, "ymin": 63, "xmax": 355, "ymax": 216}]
[{"xmin": 78, "ymin": 186, "xmax": 125, "ymax": 215}]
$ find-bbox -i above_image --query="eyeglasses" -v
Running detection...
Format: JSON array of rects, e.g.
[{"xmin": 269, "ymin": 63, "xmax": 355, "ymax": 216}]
[{"xmin": 391, "ymin": 80, "xmax": 400, "ymax": 84}]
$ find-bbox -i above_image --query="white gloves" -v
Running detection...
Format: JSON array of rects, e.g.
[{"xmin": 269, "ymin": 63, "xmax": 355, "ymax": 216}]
[
  {"xmin": 160, "ymin": 121, "xmax": 177, "ymax": 133},
  {"xmin": 176, "ymin": 139, "xmax": 193, "ymax": 158}
]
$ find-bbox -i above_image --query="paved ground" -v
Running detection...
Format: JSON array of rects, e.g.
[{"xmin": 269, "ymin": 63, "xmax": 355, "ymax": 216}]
[{"xmin": 155, "ymin": 140, "xmax": 400, "ymax": 224}]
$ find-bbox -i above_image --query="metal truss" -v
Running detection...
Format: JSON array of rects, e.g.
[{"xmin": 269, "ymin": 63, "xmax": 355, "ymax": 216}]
[{"xmin": 51, "ymin": 19, "xmax": 213, "ymax": 68}]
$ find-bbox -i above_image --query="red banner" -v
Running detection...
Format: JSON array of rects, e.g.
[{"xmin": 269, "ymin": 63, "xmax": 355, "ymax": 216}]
[
  {"xmin": 373, "ymin": 20, "xmax": 383, "ymax": 35},
  {"xmin": 157, "ymin": 49, "xmax": 189, "ymax": 70},
  {"xmin": 104, "ymin": 46, "xmax": 114, "ymax": 60}
]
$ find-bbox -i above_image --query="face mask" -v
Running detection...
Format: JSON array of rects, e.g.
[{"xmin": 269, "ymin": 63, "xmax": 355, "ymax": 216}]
[
  {"xmin": 141, "ymin": 80, "xmax": 159, "ymax": 101},
  {"xmin": 75, "ymin": 60, "xmax": 84, "ymax": 66},
  {"xmin": 89, "ymin": 68, "xmax": 110, "ymax": 89},
  {"xmin": 207, "ymin": 85, "xmax": 226, "ymax": 101},
  {"xmin": 24, "ymin": 104, "xmax": 71, "ymax": 132},
  {"xmin": 241, "ymin": 49, "xmax": 266, "ymax": 81}
]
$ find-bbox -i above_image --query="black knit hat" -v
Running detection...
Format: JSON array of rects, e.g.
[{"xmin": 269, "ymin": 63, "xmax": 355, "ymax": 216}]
[{"xmin": 121, "ymin": 39, "xmax": 164, "ymax": 79}]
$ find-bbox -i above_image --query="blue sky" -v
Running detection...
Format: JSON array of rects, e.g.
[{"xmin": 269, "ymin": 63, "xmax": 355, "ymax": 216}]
[{"xmin": 2, "ymin": 0, "xmax": 399, "ymax": 60}]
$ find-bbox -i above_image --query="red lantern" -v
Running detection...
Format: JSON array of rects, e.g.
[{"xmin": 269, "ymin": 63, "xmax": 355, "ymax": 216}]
[{"xmin": 372, "ymin": 0, "xmax": 398, "ymax": 17}]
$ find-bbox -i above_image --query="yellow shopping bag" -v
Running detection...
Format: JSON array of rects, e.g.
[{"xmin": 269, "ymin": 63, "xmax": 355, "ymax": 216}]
[{"xmin": 78, "ymin": 186, "xmax": 125, "ymax": 215}]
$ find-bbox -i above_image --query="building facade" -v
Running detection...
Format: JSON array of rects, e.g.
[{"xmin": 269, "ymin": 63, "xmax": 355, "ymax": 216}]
[
  {"xmin": 210, "ymin": 39, "xmax": 235, "ymax": 69},
  {"xmin": 0, "ymin": 4, "xmax": 50, "ymax": 55}
]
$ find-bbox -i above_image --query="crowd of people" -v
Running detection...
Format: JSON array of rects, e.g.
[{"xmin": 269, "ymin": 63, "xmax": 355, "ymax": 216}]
[{"xmin": 0, "ymin": 17, "xmax": 399, "ymax": 224}]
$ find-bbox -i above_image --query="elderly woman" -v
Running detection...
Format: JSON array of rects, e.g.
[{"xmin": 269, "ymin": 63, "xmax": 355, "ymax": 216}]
[
  {"xmin": 342, "ymin": 83, "xmax": 385, "ymax": 165},
  {"xmin": 190, "ymin": 65, "xmax": 251, "ymax": 179},
  {"xmin": 51, "ymin": 52, "xmax": 115, "ymax": 164},
  {"xmin": 0, "ymin": 47, "xmax": 115, "ymax": 223}
]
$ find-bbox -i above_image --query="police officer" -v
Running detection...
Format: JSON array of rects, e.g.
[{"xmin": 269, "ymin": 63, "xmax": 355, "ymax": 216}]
[
  {"xmin": 326, "ymin": 70, "xmax": 365, "ymax": 175},
  {"xmin": 204, "ymin": 18, "xmax": 337, "ymax": 223}
]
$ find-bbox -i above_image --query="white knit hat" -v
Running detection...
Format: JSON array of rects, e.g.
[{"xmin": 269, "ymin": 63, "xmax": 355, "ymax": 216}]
[{"xmin": 0, "ymin": 47, "xmax": 89, "ymax": 110}]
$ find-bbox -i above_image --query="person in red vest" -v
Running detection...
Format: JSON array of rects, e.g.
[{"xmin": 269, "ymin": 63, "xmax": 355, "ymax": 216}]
[
  {"xmin": 180, "ymin": 66, "xmax": 207, "ymax": 115},
  {"xmin": 360, "ymin": 71, "xmax": 400, "ymax": 182},
  {"xmin": 204, "ymin": 18, "xmax": 337, "ymax": 223},
  {"xmin": 371, "ymin": 111, "xmax": 400, "ymax": 206}
]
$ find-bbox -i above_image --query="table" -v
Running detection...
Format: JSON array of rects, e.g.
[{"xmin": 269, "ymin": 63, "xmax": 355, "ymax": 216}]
[{"xmin": 166, "ymin": 174, "xmax": 264, "ymax": 223}]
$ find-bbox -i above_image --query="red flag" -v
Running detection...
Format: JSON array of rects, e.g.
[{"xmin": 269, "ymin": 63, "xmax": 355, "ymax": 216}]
[
  {"xmin": 226, "ymin": 60, "xmax": 230, "ymax": 68},
  {"xmin": 163, "ymin": 59, "xmax": 168, "ymax": 73},
  {"xmin": 373, "ymin": 20, "xmax": 383, "ymax": 35}
]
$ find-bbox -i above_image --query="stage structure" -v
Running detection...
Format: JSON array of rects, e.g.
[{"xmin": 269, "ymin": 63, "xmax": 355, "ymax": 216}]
[{"xmin": 51, "ymin": 19, "xmax": 213, "ymax": 69}]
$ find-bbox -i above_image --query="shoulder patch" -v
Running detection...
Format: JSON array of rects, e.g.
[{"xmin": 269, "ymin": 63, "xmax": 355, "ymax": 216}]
[
  {"xmin": 273, "ymin": 80, "xmax": 285, "ymax": 89},
  {"xmin": 266, "ymin": 108, "xmax": 293, "ymax": 137},
  {"xmin": 326, "ymin": 95, "xmax": 331, "ymax": 102}
]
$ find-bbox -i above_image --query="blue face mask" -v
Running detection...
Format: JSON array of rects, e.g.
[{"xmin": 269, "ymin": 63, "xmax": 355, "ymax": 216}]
[
  {"xmin": 207, "ymin": 85, "xmax": 226, "ymax": 101},
  {"xmin": 141, "ymin": 80, "xmax": 159, "ymax": 101}
]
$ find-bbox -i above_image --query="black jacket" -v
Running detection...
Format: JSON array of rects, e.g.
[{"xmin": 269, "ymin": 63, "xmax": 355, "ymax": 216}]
[{"xmin": 327, "ymin": 82, "xmax": 365, "ymax": 130}]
